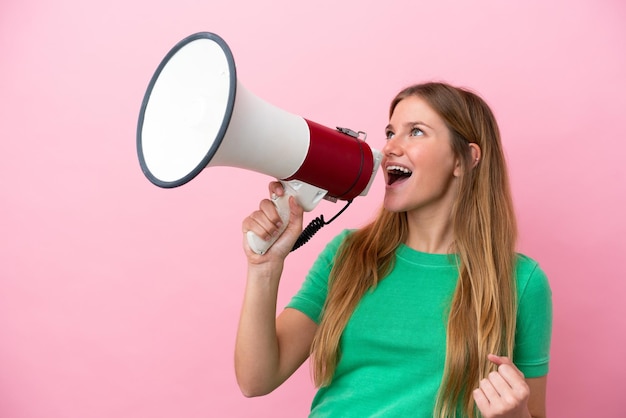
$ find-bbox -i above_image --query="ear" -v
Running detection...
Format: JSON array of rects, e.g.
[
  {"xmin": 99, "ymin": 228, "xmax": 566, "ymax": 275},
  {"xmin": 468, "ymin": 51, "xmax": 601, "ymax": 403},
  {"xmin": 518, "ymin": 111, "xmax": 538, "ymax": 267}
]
[
  {"xmin": 469, "ymin": 143, "xmax": 482, "ymax": 169},
  {"xmin": 453, "ymin": 143, "xmax": 482, "ymax": 177}
]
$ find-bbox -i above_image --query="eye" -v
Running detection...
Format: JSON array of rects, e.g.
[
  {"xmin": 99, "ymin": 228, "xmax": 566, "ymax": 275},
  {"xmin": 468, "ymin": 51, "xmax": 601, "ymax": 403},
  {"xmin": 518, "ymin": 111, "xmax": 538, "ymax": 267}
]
[
  {"xmin": 385, "ymin": 130, "xmax": 395, "ymax": 140},
  {"xmin": 410, "ymin": 127, "xmax": 424, "ymax": 137}
]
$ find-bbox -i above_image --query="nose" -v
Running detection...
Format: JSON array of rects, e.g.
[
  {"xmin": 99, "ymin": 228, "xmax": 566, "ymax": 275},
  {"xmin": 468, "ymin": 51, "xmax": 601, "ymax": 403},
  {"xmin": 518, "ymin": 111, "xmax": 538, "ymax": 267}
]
[{"xmin": 382, "ymin": 135, "xmax": 402, "ymax": 157}]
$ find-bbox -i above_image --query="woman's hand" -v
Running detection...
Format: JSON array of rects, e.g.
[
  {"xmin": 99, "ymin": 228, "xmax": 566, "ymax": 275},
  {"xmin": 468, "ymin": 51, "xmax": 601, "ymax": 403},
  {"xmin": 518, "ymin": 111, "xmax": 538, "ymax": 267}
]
[
  {"xmin": 473, "ymin": 354, "xmax": 531, "ymax": 418},
  {"xmin": 241, "ymin": 181, "xmax": 304, "ymax": 263}
]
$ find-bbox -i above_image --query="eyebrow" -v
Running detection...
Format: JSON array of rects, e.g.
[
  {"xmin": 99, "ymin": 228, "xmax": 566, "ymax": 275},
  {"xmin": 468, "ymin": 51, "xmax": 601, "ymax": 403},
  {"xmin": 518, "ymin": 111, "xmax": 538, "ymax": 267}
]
[{"xmin": 385, "ymin": 121, "xmax": 434, "ymax": 132}]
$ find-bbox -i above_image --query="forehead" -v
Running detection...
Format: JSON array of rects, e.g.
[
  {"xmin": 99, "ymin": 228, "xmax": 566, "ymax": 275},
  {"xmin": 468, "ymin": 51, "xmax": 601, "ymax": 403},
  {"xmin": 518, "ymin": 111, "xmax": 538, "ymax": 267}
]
[{"xmin": 389, "ymin": 95, "xmax": 444, "ymax": 128}]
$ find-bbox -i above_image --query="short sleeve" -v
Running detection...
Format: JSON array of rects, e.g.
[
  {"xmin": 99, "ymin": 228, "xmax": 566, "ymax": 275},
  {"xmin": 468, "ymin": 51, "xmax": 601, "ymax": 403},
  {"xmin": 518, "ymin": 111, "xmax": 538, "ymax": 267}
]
[
  {"xmin": 285, "ymin": 230, "xmax": 352, "ymax": 323},
  {"xmin": 513, "ymin": 256, "xmax": 553, "ymax": 378}
]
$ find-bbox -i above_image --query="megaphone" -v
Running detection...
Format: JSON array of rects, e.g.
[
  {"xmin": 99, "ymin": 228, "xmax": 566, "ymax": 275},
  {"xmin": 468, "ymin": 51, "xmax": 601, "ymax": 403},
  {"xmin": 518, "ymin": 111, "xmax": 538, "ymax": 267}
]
[{"xmin": 137, "ymin": 32, "xmax": 382, "ymax": 254}]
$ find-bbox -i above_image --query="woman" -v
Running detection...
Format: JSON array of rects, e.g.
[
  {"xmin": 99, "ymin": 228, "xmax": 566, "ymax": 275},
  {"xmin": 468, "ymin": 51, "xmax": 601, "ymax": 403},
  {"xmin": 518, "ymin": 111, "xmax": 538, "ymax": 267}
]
[{"xmin": 235, "ymin": 82, "xmax": 552, "ymax": 418}]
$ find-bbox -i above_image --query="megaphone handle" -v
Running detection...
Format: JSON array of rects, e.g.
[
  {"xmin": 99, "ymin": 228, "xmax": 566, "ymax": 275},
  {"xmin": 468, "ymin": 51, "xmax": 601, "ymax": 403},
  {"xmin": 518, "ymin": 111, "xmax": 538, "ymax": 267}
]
[{"xmin": 246, "ymin": 188, "xmax": 292, "ymax": 255}]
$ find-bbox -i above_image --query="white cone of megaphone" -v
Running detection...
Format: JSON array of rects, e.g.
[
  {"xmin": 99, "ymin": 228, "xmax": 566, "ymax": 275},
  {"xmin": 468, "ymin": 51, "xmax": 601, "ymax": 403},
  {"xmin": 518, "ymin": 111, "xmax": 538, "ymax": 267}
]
[{"xmin": 137, "ymin": 32, "xmax": 381, "ymax": 254}]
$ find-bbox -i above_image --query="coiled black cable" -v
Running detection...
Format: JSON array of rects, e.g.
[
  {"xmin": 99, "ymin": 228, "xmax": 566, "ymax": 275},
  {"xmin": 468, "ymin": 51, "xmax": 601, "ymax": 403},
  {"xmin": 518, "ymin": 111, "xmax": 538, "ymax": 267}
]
[{"xmin": 291, "ymin": 200, "xmax": 353, "ymax": 252}]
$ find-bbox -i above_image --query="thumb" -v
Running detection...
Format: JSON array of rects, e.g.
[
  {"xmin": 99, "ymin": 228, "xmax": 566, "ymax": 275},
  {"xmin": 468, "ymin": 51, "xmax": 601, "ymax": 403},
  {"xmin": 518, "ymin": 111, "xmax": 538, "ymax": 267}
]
[
  {"xmin": 287, "ymin": 195, "xmax": 304, "ymax": 228},
  {"xmin": 281, "ymin": 196, "xmax": 304, "ymax": 242},
  {"xmin": 487, "ymin": 354, "xmax": 524, "ymax": 378},
  {"xmin": 271, "ymin": 195, "xmax": 303, "ymax": 253},
  {"xmin": 487, "ymin": 353, "xmax": 513, "ymax": 367}
]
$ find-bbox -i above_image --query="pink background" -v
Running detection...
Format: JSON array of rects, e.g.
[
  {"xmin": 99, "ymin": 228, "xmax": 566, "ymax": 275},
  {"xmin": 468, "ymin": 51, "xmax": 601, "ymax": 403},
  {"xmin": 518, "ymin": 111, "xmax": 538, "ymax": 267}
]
[{"xmin": 1, "ymin": 0, "xmax": 624, "ymax": 417}]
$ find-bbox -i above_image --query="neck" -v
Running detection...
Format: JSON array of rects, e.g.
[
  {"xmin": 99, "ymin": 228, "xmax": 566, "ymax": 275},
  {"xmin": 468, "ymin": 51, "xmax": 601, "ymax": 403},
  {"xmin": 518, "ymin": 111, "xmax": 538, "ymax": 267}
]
[{"xmin": 404, "ymin": 209, "xmax": 455, "ymax": 254}]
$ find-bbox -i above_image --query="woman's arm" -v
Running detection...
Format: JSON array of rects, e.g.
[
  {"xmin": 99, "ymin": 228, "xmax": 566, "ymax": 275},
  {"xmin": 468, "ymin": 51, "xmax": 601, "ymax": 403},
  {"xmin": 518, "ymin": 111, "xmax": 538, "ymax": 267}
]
[
  {"xmin": 526, "ymin": 376, "xmax": 548, "ymax": 418},
  {"xmin": 235, "ymin": 267, "xmax": 318, "ymax": 396},
  {"xmin": 234, "ymin": 182, "xmax": 317, "ymax": 396}
]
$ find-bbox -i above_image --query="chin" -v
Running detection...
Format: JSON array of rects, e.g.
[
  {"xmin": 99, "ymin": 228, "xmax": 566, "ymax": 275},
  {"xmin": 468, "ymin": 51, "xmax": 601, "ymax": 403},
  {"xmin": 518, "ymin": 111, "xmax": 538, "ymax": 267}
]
[{"xmin": 382, "ymin": 198, "xmax": 407, "ymax": 214}]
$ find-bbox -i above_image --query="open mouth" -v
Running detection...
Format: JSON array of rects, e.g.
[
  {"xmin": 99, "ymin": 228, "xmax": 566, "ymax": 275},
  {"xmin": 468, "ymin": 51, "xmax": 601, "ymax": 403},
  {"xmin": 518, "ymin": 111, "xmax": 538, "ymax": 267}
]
[{"xmin": 387, "ymin": 165, "xmax": 412, "ymax": 185}]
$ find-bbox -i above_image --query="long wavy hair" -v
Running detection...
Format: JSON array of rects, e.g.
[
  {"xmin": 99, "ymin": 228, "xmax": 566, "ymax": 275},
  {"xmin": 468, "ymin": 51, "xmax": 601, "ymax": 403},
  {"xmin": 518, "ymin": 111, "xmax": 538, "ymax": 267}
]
[{"xmin": 309, "ymin": 82, "xmax": 518, "ymax": 417}]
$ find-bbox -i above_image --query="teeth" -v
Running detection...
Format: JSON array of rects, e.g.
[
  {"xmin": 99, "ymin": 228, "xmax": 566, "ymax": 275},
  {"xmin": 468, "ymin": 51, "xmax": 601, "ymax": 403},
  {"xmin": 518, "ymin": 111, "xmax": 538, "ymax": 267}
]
[
  {"xmin": 387, "ymin": 165, "xmax": 412, "ymax": 174},
  {"xmin": 386, "ymin": 165, "xmax": 412, "ymax": 185}
]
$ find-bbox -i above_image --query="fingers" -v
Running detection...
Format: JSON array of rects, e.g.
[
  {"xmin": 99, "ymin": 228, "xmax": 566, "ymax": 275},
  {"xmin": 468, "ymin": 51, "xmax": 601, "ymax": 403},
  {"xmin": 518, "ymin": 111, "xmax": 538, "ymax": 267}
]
[
  {"xmin": 242, "ymin": 182, "xmax": 305, "ymax": 257},
  {"xmin": 472, "ymin": 383, "xmax": 491, "ymax": 413},
  {"xmin": 242, "ymin": 198, "xmax": 284, "ymax": 242},
  {"xmin": 268, "ymin": 181, "xmax": 285, "ymax": 198},
  {"xmin": 488, "ymin": 354, "xmax": 525, "ymax": 383},
  {"xmin": 473, "ymin": 355, "xmax": 530, "ymax": 417},
  {"xmin": 264, "ymin": 182, "xmax": 304, "ymax": 232},
  {"xmin": 487, "ymin": 353, "xmax": 516, "ymax": 369}
]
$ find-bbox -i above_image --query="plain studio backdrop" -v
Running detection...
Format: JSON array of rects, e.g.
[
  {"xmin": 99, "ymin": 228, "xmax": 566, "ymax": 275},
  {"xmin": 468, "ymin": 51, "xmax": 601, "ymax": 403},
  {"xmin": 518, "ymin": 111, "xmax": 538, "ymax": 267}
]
[{"xmin": 1, "ymin": 0, "xmax": 624, "ymax": 417}]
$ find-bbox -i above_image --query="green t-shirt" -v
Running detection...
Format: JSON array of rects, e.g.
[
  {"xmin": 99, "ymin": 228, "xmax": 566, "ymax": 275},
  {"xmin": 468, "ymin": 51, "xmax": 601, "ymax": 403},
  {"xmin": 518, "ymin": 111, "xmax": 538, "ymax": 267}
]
[{"xmin": 286, "ymin": 230, "xmax": 553, "ymax": 417}]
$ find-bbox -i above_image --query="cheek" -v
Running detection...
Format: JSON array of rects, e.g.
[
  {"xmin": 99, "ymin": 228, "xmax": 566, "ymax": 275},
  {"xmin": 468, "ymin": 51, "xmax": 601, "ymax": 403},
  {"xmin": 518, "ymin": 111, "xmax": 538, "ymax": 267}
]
[{"xmin": 417, "ymin": 148, "xmax": 457, "ymax": 175}]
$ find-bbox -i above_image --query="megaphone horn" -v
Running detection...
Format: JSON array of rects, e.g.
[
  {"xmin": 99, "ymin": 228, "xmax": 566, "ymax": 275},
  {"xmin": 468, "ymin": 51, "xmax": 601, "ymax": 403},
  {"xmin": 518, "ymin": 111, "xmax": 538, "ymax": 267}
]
[{"xmin": 137, "ymin": 32, "xmax": 382, "ymax": 254}]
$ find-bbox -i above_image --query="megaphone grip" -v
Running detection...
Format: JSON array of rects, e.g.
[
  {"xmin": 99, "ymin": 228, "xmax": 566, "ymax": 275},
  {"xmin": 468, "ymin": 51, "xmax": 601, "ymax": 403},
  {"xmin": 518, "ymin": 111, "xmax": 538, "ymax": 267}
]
[{"xmin": 246, "ymin": 192, "xmax": 291, "ymax": 255}]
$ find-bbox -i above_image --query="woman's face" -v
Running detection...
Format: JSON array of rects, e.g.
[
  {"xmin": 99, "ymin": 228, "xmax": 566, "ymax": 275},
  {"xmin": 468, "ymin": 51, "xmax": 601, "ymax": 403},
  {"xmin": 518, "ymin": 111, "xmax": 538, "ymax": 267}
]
[{"xmin": 382, "ymin": 95, "xmax": 462, "ymax": 216}]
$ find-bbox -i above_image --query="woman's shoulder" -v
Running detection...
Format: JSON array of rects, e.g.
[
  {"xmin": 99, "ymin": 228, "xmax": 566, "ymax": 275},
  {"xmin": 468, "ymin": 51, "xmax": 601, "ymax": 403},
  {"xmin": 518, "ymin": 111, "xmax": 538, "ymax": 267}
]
[
  {"xmin": 514, "ymin": 253, "xmax": 542, "ymax": 274},
  {"xmin": 309, "ymin": 229, "xmax": 354, "ymax": 270},
  {"xmin": 322, "ymin": 229, "xmax": 354, "ymax": 252},
  {"xmin": 514, "ymin": 253, "xmax": 552, "ymax": 299},
  {"xmin": 333, "ymin": 228, "xmax": 355, "ymax": 243}
]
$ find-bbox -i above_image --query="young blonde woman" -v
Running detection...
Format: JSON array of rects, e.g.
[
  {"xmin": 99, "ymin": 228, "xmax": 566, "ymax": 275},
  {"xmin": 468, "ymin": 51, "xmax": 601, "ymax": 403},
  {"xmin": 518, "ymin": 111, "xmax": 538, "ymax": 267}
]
[{"xmin": 235, "ymin": 82, "xmax": 552, "ymax": 418}]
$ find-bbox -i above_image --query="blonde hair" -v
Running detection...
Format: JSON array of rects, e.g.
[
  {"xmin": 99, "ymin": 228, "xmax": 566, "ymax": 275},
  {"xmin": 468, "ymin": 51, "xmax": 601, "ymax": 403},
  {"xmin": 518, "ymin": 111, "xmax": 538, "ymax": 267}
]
[{"xmin": 310, "ymin": 82, "xmax": 518, "ymax": 417}]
